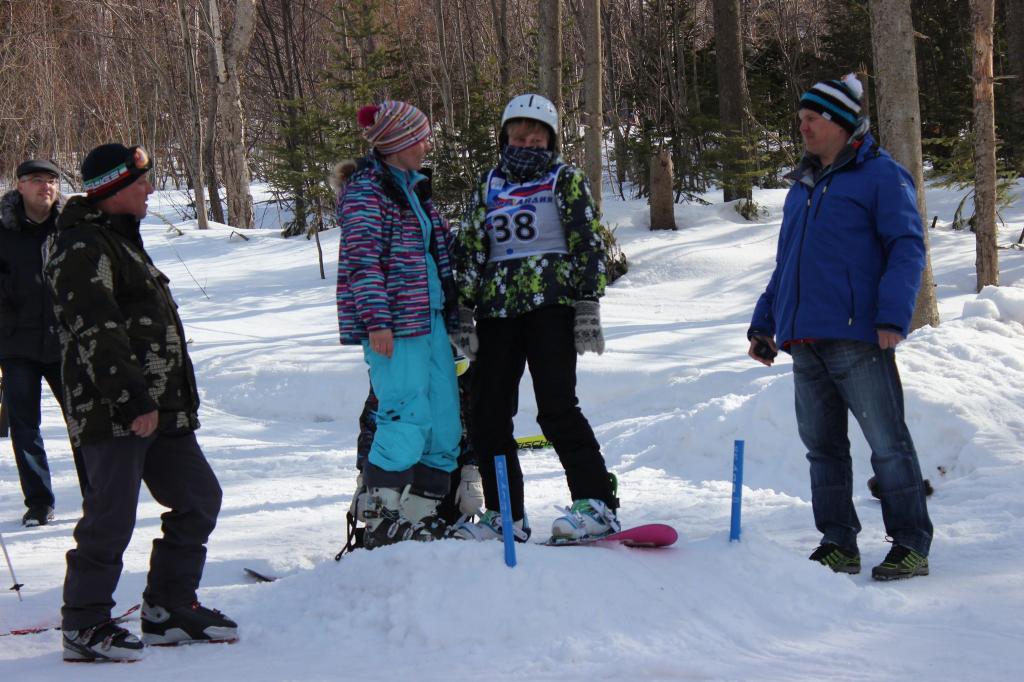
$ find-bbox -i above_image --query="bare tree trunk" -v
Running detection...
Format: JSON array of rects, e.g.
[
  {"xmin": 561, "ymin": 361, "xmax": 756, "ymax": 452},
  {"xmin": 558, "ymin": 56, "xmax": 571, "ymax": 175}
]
[
  {"xmin": 178, "ymin": 0, "xmax": 209, "ymax": 230},
  {"xmin": 1005, "ymin": 0, "xmax": 1024, "ymax": 173},
  {"xmin": 649, "ymin": 150, "xmax": 676, "ymax": 230},
  {"xmin": 869, "ymin": 0, "xmax": 940, "ymax": 329},
  {"xmin": 711, "ymin": 0, "xmax": 752, "ymax": 203},
  {"xmin": 971, "ymin": 0, "xmax": 999, "ymax": 290},
  {"xmin": 433, "ymin": 0, "xmax": 454, "ymax": 125},
  {"xmin": 209, "ymin": 0, "xmax": 256, "ymax": 229},
  {"xmin": 201, "ymin": 6, "xmax": 225, "ymax": 225},
  {"xmin": 583, "ymin": 0, "xmax": 602, "ymax": 212},
  {"xmin": 537, "ymin": 0, "xmax": 562, "ymax": 118},
  {"xmin": 489, "ymin": 0, "xmax": 510, "ymax": 100}
]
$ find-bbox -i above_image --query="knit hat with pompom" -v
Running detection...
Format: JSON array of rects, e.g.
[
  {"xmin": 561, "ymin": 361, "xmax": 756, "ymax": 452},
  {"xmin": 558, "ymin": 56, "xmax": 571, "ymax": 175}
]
[
  {"xmin": 356, "ymin": 100, "xmax": 431, "ymax": 155},
  {"xmin": 799, "ymin": 73, "xmax": 864, "ymax": 134}
]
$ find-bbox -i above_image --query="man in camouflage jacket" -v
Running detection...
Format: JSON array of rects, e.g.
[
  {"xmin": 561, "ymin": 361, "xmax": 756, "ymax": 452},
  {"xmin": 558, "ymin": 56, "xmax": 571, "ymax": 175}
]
[{"xmin": 46, "ymin": 144, "xmax": 235, "ymax": 661}]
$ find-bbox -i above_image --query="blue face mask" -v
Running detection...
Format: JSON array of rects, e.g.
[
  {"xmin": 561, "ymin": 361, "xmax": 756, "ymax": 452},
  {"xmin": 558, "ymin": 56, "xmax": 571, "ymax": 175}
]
[{"xmin": 500, "ymin": 144, "xmax": 554, "ymax": 179}]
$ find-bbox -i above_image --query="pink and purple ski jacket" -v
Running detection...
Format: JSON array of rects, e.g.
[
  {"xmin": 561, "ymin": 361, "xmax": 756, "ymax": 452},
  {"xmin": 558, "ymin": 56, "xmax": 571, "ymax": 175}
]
[{"xmin": 335, "ymin": 156, "xmax": 457, "ymax": 345}]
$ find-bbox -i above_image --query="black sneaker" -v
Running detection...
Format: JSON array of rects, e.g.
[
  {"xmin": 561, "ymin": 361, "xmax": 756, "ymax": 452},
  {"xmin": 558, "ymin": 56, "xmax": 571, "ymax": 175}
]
[
  {"xmin": 872, "ymin": 544, "xmax": 929, "ymax": 581},
  {"xmin": 141, "ymin": 601, "xmax": 238, "ymax": 645},
  {"xmin": 23, "ymin": 505, "xmax": 55, "ymax": 527},
  {"xmin": 63, "ymin": 621, "xmax": 144, "ymax": 662},
  {"xmin": 808, "ymin": 543, "xmax": 861, "ymax": 574}
]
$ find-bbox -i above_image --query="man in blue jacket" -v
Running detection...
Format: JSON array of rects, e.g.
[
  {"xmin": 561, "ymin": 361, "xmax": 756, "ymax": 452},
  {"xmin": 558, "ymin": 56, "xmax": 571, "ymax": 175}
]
[{"xmin": 748, "ymin": 74, "xmax": 933, "ymax": 581}]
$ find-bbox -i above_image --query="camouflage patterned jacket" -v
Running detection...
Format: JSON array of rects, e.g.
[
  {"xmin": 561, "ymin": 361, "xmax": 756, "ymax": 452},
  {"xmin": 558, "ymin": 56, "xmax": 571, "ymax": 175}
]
[
  {"xmin": 453, "ymin": 159, "xmax": 606, "ymax": 319},
  {"xmin": 44, "ymin": 197, "xmax": 200, "ymax": 446}
]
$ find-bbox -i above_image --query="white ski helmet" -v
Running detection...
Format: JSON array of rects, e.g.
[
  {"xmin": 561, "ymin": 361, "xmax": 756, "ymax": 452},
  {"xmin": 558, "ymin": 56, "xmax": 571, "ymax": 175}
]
[{"xmin": 500, "ymin": 93, "xmax": 559, "ymax": 150}]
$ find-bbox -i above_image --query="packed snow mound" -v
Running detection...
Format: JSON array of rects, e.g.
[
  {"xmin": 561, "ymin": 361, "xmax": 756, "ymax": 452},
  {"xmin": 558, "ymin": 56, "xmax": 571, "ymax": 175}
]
[
  {"xmin": 963, "ymin": 282, "xmax": 1024, "ymax": 323},
  {"xmin": 1, "ymin": 180, "xmax": 1023, "ymax": 681}
]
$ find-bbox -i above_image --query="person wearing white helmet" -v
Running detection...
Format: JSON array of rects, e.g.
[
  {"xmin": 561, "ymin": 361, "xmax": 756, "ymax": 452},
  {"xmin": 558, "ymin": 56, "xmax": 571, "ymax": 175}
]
[{"xmin": 451, "ymin": 93, "xmax": 620, "ymax": 544}]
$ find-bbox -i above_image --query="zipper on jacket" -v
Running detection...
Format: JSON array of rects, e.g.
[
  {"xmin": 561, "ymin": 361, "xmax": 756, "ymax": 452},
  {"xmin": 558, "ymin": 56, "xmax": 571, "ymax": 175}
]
[
  {"xmin": 847, "ymin": 269, "xmax": 855, "ymax": 326},
  {"xmin": 791, "ymin": 187, "xmax": 814, "ymax": 342},
  {"xmin": 813, "ymin": 176, "xmax": 835, "ymax": 220},
  {"xmin": 790, "ymin": 156, "xmax": 855, "ymax": 340}
]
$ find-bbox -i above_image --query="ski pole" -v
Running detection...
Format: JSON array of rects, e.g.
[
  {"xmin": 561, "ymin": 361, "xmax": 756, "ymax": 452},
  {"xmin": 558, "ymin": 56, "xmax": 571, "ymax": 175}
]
[
  {"xmin": 494, "ymin": 455, "xmax": 517, "ymax": 568},
  {"xmin": 730, "ymin": 440, "xmax": 744, "ymax": 542},
  {"xmin": 0, "ymin": 531, "xmax": 23, "ymax": 601}
]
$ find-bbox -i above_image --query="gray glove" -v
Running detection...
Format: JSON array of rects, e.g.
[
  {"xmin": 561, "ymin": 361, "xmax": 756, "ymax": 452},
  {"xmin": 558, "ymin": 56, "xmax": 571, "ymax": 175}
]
[
  {"xmin": 455, "ymin": 464, "xmax": 485, "ymax": 517},
  {"xmin": 450, "ymin": 307, "xmax": 479, "ymax": 360},
  {"xmin": 573, "ymin": 300, "xmax": 605, "ymax": 355}
]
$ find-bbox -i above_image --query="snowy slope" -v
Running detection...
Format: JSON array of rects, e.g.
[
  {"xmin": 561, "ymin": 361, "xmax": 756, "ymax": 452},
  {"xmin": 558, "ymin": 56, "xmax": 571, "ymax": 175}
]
[{"xmin": 1, "ymin": 182, "xmax": 1023, "ymax": 681}]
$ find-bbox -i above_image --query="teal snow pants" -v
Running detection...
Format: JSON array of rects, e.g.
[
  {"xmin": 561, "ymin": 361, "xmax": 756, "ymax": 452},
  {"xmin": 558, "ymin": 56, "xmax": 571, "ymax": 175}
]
[{"xmin": 362, "ymin": 310, "xmax": 461, "ymax": 476}]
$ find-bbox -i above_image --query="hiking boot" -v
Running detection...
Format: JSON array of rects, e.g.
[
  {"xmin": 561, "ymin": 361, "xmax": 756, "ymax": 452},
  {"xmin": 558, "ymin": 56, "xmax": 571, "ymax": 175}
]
[
  {"xmin": 808, "ymin": 543, "xmax": 861, "ymax": 574},
  {"xmin": 871, "ymin": 544, "xmax": 929, "ymax": 581},
  {"xmin": 140, "ymin": 601, "xmax": 238, "ymax": 645},
  {"xmin": 62, "ymin": 620, "xmax": 144, "ymax": 662},
  {"xmin": 451, "ymin": 510, "xmax": 531, "ymax": 542},
  {"xmin": 23, "ymin": 505, "xmax": 55, "ymax": 527},
  {"xmin": 550, "ymin": 498, "xmax": 620, "ymax": 541}
]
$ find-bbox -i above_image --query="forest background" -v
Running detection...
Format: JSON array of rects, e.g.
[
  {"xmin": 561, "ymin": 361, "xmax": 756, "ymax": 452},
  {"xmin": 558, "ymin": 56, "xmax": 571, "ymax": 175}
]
[{"xmin": 1, "ymin": 0, "xmax": 1021, "ymax": 244}]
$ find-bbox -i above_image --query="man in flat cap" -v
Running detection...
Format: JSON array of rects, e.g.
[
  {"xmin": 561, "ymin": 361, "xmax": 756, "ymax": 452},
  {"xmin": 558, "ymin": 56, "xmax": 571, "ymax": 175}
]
[{"xmin": 1, "ymin": 159, "xmax": 86, "ymax": 527}]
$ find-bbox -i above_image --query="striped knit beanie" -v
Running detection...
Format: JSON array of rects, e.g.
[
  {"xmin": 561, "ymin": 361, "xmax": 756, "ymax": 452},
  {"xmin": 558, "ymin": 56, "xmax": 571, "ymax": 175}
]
[
  {"xmin": 799, "ymin": 73, "xmax": 864, "ymax": 135},
  {"xmin": 81, "ymin": 143, "xmax": 151, "ymax": 201},
  {"xmin": 357, "ymin": 100, "xmax": 431, "ymax": 155}
]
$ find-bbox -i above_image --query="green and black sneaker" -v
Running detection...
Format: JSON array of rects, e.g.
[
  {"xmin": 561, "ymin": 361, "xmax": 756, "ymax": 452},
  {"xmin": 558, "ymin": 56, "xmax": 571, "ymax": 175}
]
[
  {"xmin": 808, "ymin": 543, "xmax": 861, "ymax": 574},
  {"xmin": 871, "ymin": 544, "xmax": 929, "ymax": 581}
]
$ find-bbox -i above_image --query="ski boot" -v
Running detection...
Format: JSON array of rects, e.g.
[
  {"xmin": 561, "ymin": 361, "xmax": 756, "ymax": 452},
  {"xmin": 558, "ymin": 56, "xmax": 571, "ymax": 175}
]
[
  {"xmin": 550, "ymin": 498, "xmax": 620, "ymax": 541},
  {"xmin": 140, "ymin": 601, "xmax": 238, "ymax": 645},
  {"xmin": 362, "ymin": 487, "xmax": 418, "ymax": 549},
  {"xmin": 452, "ymin": 509, "xmax": 531, "ymax": 542}
]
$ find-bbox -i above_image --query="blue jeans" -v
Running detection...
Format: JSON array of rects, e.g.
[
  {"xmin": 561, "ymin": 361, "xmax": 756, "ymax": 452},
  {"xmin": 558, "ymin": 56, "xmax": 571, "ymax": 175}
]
[
  {"xmin": 791, "ymin": 340, "xmax": 932, "ymax": 556},
  {"xmin": 1, "ymin": 358, "xmax": 87, "ymax": 509}
]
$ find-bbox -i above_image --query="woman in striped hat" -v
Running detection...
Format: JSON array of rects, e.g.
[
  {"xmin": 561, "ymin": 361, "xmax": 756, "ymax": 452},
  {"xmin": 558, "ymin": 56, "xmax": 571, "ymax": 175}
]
[{"xmin": 335, "ymin": 100, "xmax": 462, "ymax": 549}]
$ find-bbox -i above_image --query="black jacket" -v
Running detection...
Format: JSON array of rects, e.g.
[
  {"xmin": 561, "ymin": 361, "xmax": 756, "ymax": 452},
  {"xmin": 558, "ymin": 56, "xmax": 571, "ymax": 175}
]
[
  {"xmin": 45, "ymin": 196, "xmax": 200, "ymax": 446},
  {"xmin": 0, "ymin": 189, "xmax": 62, "ymax": 363}
]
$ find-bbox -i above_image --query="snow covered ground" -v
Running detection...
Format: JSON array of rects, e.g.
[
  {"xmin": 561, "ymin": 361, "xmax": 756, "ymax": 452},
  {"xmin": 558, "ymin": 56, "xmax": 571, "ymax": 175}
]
[{"xmin": 2, "ymin": 180, "xmax": 1024, "ymax": 680}]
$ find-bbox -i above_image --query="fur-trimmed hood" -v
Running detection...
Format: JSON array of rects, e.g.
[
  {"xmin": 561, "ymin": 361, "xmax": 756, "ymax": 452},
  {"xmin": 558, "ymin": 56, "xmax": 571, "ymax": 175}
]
[{"xmin": 1, "ymin": 188, "xmax": 62, "ymax": 231}]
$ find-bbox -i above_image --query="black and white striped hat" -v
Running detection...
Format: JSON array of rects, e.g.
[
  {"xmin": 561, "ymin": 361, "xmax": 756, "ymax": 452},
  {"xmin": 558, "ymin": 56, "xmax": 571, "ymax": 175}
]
[{"xmin": 799, "ymin": 74, "xmax": 864, "ymax": 134}]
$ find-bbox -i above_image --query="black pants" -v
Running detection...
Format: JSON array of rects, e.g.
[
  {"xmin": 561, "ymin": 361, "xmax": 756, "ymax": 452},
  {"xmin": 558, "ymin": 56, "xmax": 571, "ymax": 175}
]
[
  {"xmin": 62, "ymin": 431, "xmax": 222, "ymax": 630},
  {"xmin": 471, "ymin": 305, "xmax": 613, "ymax": 521},
  {"xmin": 0, "ymin": 358, "xmax": 87, "ymax": 508}
]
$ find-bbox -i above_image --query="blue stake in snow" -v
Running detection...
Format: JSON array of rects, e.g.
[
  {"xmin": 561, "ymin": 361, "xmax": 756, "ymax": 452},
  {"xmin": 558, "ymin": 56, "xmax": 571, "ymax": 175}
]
[
  {"xmin": 494, "ymin": 455, "xmax": 517, "ymax": 567},
  {"xmin": 730, "ymin": 440, "xmax": 744, "ymax": 542}
]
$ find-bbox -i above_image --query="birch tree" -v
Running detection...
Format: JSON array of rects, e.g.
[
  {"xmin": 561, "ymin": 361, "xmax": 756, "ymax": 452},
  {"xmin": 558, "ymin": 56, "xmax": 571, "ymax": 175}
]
[
  {"xmin": 209, "ymin": 0, "xmax": 257, "ymax": 229},
  {"xmin": 176, "ymin": 0, "xmax": 209, "ymax": 229}
]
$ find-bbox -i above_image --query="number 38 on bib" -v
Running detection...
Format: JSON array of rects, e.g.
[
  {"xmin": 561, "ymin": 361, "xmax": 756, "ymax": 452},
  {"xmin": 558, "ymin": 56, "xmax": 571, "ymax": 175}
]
[{"xmin": 484, "ymin": 164, "xmax": 569, "ymax": 262}]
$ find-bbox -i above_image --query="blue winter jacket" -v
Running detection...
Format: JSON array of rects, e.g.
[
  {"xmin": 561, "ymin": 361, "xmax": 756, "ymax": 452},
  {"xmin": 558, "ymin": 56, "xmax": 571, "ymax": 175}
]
[{"xmin": 749, "ymin": 133, "xmax": 925, "ymax": 348}]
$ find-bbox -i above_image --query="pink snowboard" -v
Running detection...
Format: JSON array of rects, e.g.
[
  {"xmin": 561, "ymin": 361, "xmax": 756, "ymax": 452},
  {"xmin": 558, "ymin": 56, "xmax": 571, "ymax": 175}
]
[{"xmin": 544, "ymin": 523, "xmax": 678, "ymax": 548}]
